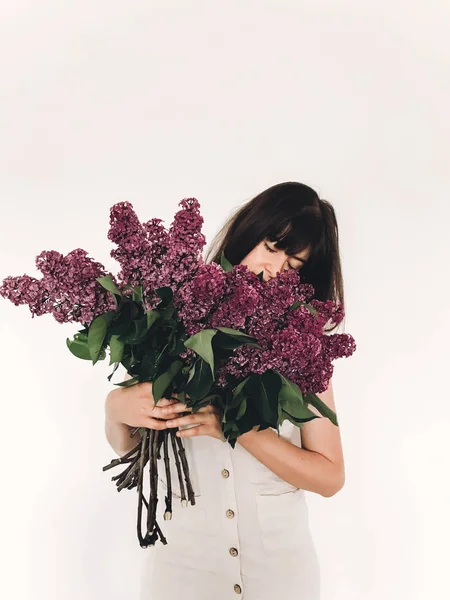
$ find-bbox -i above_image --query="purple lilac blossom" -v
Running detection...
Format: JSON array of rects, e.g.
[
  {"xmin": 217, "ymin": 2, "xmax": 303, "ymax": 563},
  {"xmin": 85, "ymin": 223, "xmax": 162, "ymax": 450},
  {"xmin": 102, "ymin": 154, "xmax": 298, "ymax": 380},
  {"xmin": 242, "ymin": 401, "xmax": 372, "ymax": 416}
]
[
  {"xmin": 157, "ymin": 198, "xmax": 207, "ymax": 289},
  {"xmin": 173, "ymin": 262, "xmax": 227, "ymax": 335},
  {"xmin": 209, "ymin": 265, "xmax": 263, "ymax": 330},
  {"xmin": 246, "ymin": 270, "xmax": 315, "ymax": 344},
  {"xmin": 0, "ymin": 249, "xmax": 117, "ymax": 324},
  {"xmin": 213, "ymin": 281, "xmax": 356, "ymax": 394},
  {"xmin": 108, "ymin": 201, "xmax": 158, "ymax": 306},
  {"xmin": 0, "ymin": 197, "xmax": 356, "ymax": 398},
  {"xmin": 0, "ymin": 274, "xmax": 50, "ymax": 317}
]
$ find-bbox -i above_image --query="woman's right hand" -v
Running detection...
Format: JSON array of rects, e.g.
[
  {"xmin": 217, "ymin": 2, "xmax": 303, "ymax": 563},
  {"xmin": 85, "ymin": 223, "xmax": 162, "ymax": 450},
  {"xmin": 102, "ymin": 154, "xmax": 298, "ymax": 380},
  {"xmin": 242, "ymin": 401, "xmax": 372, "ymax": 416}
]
[{"xmin": 105, "ymin": 381, "xmax": 180, "ymax": 430}]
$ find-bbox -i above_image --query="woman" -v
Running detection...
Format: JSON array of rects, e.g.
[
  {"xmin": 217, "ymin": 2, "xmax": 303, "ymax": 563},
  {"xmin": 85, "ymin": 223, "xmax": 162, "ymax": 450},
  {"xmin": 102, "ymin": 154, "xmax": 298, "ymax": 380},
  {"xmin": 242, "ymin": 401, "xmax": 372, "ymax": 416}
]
[{"xmin": 105, "ymin": 181, "xmax": 346, "ymax": 599}]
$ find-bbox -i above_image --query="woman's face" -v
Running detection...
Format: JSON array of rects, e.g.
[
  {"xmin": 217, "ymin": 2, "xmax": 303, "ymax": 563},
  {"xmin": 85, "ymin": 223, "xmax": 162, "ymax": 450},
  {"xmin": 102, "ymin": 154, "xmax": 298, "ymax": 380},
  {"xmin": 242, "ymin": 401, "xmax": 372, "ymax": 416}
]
[{"xmin": 240, "ymin": 238, "xmax": 311, "ymax": 282}]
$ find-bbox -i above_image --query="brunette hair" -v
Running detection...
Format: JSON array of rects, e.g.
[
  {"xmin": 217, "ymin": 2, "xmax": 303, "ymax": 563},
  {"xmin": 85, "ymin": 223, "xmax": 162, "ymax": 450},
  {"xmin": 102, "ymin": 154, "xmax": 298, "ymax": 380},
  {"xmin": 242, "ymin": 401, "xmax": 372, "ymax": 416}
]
[{"xmin": 205, "ymin": 182, "xmax": 345, "ymax": 333}]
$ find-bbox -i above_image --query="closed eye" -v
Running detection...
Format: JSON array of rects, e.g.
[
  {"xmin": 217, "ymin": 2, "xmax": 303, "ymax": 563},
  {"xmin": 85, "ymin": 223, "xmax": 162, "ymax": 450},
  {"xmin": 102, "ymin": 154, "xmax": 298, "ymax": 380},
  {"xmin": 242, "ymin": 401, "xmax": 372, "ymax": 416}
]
[
  {"xmin": 264, "ymin": 241, "xmax": 277, "ymax": 254},
  {"xmin": 264, "ymin": 241, "xmax": 301, "ymax": 270}
]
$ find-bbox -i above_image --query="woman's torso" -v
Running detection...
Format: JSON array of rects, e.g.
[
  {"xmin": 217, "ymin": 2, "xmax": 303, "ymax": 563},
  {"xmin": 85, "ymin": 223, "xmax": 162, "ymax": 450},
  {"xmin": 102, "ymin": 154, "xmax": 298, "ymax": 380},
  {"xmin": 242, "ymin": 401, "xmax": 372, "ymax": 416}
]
[{"xmin": 139, "ymin": 420, "xmax": 321, "ymax": 599}]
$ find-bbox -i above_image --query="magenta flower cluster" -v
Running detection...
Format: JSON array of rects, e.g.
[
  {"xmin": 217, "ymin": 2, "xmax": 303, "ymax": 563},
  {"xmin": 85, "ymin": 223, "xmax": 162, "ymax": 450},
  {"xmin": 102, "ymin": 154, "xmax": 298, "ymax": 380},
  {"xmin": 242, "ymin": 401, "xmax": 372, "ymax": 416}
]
[
  {"xmin": 172, "ymin": 261, "xmax": 356, "ymax": 394},
  {"xmin": 107, "ymin": 198, "xmax": 206, "ymax": 309},
  {"xmin": 0, "ymin": 249, "xmax": 116, "ymax": 324},
  {"xmin": 0, "ymin": 197, "xmax": 207, "ymax": 324},
  {"xmin": 0, "ymin": 196, "xmax": 356, "ymax": 397}
]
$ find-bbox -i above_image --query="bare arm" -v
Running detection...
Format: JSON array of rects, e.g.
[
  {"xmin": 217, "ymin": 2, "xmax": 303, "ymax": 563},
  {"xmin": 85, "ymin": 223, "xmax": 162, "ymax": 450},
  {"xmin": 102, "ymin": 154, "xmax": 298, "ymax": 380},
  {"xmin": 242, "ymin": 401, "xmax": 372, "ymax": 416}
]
[
  {"xmin": 104, "ymin": 374, "xmax": 180, "ymax": 457},
  {"xmin": 104, "ymin": 374, "xmax": 140, "ymax": 457},
  {"xmin": 237, "ymin": 377, "xmax": 345, "ymax": 497}
]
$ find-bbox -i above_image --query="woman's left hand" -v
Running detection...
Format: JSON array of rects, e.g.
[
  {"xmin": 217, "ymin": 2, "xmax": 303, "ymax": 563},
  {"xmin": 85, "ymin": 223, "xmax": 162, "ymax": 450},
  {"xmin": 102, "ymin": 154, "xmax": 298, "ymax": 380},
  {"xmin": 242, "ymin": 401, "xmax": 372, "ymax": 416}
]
[{"xmin": 161, "ymin": 401, "xmax": 225, "ymax": 442}]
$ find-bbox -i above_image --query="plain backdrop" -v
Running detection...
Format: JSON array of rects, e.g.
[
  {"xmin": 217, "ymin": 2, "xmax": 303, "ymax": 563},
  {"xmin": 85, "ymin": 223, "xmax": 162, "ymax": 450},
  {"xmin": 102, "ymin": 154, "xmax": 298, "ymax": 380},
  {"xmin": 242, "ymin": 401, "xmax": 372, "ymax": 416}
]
[{"xmin": 0, "ymin": 1, "xmax": 449, "ymax": 599}]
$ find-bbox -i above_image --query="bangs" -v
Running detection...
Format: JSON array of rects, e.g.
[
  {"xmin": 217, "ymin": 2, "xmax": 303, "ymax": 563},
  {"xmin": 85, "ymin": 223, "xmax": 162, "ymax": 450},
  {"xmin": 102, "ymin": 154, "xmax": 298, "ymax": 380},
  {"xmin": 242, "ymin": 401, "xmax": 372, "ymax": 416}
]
[{"xmin": 266, "ymin": 214, "xmax": 324, "ymax": 263}]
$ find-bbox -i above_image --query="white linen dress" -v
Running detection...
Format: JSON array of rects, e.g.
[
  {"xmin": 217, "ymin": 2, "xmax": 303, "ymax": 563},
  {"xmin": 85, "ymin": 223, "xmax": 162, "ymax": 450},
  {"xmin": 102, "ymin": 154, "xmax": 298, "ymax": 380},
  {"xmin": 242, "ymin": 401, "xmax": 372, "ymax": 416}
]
[{"xmin": 139, "ymin": 419, "xmax": 321, "ymax": 599}]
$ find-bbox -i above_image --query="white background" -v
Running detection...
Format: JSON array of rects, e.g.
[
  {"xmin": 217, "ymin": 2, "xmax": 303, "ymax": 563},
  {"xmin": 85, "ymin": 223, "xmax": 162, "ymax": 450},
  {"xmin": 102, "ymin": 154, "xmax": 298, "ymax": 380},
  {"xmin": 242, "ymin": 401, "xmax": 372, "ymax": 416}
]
[{"xmin": 0, "ymin": 1, "xmax": 449, "ymax": 599}]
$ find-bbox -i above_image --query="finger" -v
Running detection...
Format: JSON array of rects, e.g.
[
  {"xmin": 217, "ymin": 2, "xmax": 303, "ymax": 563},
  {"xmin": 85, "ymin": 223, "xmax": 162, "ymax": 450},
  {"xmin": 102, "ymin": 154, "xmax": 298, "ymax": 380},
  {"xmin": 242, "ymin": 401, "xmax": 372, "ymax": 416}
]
[
  {"xmin": 146, "ymin": 418, "xmax": 168, "ymax": 430},
  {"xmin": 156, "ymin": 397, "xmax": 179, "ymax": 407},
  {"xmin": 175, "ymin": 425, "xmax": 204, "ymax": 438},
  {"xmin": 151, "ymin": 407, "xmax": 182, "ymax": 420},
  {"xmin": 165, "ymin": 413, "xmax": 209, "ymax": 428},
  {"xmin": 195, "ymin": 405, "xmax": 222, "ymax": 416},
  {"xmin": 160, "ymin": 402, "xmax": 193, "ymax": 415}
]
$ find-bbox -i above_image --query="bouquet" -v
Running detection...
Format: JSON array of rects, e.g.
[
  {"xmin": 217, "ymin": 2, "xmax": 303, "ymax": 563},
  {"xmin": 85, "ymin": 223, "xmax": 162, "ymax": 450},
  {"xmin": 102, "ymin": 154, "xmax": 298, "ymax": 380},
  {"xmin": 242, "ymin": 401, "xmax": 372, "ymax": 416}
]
[{"xmin": 0, "ymin": 197, "xmax": 356, "ymax": 548}]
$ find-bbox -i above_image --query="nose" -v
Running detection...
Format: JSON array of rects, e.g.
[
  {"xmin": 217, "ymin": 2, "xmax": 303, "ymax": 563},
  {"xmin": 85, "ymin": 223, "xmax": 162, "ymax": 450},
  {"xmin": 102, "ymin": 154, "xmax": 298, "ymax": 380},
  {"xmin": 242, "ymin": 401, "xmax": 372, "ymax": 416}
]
[{"xmin": 265, "ymin": 254, "xmax": 288, "ymax": 280}]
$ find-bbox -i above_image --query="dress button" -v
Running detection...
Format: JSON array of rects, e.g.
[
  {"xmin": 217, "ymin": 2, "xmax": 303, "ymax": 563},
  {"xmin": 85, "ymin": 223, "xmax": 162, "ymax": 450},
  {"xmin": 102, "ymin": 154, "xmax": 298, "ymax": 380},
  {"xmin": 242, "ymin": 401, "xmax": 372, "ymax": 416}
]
[
  {"xmin": 234, "ymin": 584, "xmax": 242, "ymax": 594},
  {"xmin": 229, "ymin": 547, "xmax": 238, "ymax": 557},
  {"xmin": 221, "ymin": 468, "xmax": 230, "ymax": 478},
  {"xmin": 226, "ymin": 509, "xmax": 235, "ymax": 519}
]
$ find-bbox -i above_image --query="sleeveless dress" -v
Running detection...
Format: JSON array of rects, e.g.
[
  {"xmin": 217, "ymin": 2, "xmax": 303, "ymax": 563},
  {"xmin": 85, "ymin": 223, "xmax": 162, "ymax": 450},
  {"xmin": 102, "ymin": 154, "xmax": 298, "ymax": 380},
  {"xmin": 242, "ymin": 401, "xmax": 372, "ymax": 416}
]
[{"xmin": 139, "ymin": 419, "xmax": 321, "ymax": 599}]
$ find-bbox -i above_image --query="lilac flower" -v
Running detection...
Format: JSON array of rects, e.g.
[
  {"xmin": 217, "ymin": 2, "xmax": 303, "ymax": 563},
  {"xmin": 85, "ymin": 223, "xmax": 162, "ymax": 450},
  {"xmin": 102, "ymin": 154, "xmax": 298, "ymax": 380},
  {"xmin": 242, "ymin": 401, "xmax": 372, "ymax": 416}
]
[
  {"xmin": 0, "ymin": 196, "xmax": 357, "ymax": 401},
  {"xmin": 108, "ymin": 202, "xmax": 156, "ymax": 301},
  {"xmin": 246, "ymin": 270, "xmax": 315, "ymax": 344},
  {"xmin": 107, "ymin": 198, "xmax": 207, "ymax": 307},
  {"xmin": 209, "ymin": 265, "xmax": 263, "ymax": 330},
  {"xmin": 173, "ymin": 262, "xmax": 227, "ymax": 335},
  {"xmin": 0, "ymin": 248, "xmax": 117, "ymax": 324},
  {"xmin": 212, "ymin": 274, "xmax": 356, "ymax": 395},
  {"xmin": 157, "ymin": 198, "xmax": 207, "ymax": 289},
  {"xmin": 0, "ymin": 274, "xmax": 50, "ymax": 318}
]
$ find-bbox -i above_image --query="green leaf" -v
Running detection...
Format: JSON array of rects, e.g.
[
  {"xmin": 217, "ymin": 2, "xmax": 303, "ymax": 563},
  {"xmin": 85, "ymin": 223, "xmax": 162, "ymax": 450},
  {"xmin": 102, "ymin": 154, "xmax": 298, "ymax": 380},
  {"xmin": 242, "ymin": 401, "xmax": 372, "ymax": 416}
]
[
  {"xmin": 256, "ymin": 270, "xmax": 264, "ymax": 282},
  {"xmin": 183, "ymin": 329, "xmax": 217, "ymax": 376},
  {"xmin": 186, "ymin": 364, "xmax": 196, "ymax": 385},
  {"xmin": 108, "ymin": 301, "xmax": 136, "ymax": 336},
  {"xmin": 278, "ymin": 373, "xmax": 304, "ymax": 409},
  {"xmin": 133, "ymin": 315, "xmax": 150, "ymax": 342},
  {"xmin": 168, "ymin": 336, "xmax": 187, "ymax": 357},
  {"xmin": 109, "ymin": 335, "xmax": 125, "ymax": 365},
  {"xmin": 215, "ymin": 327, "xmax": 262, "ymax": 350},
  {"xmin": 114, "ymin": 376, "xmax": 139, "ymax": 387},
  {"xmin": 220, "ymin": 251, "xmax": 233, "ymax": 272},
  {"xmin": 88, "ymin": 312, "xmax": 115, "ymax": 365},
  {"xmin": 232, "ymin": 376, "xmax": 251, "ymax": 398},
  {"xmin": 96, "ymin": 276, "xmax": 123, "ymax": 305},
  {"xmin": 277, "ymin": 373, "xmax": 318, "ymax": 421},
  {"xmin": 66, "ymin": 336, "xmax": 91, "ymax": 360},
  {"xmin": 107, "ymin": 361, "xmax": 120, "ymax": 382},
  {"xmin": 236, "ymin": 396, "xmax": 247, "ymax": 420},
  {"xmin": 152, "ymin": 360, "xmax": 183, "ymax": 403},
  {"xmin": 155, "ymin": 286, "xmax": 173, "ymax": 306},
  {"xmin": 121, "ymin": 354, "xmax": 133, "ymax": 370},
  {"xmin": 146, "ymin": 309, "xmax": 160, "ymax": 329},
  {"xmin": 132, "ymin": 285, "xmax": 143, "ymax": 303},
  {"xmin": 185, "ymin": 358, "xmax": 213, "ymax": 401},
  {"xmin": 246, "ymin": 371, "xmax": 281, "ymax": 426},
  {"xmin": 119, "ymin": 315, "xmax": 148, "ymax": 344},
  {"xmin": 305, "ymin": 303, "xmax": 317, "ymax": 316},
  {"xmin": 163, "ymin": 304, "xmax": 176, "ymax": 320},
  {"xmin": 136, "ymin": 350, "xmax": 158, "ymax": 381},
  {"xmin": 304, "ymin": 391, "xmax": 338, "ymax": 426},
  {"xmin": 279, "ymin": 408, "xmax": 318, "ymax": 427},
  {"xmin": 289, "ymin": 300, "xmax": 302, "ymax": 310}
]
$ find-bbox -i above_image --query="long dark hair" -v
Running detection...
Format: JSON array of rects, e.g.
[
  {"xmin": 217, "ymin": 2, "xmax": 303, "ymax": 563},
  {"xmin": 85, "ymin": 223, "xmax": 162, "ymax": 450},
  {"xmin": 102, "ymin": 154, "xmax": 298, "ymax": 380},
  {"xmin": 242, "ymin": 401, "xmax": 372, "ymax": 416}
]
[{"xmin": 205, "ymin": 182, "xmax": 345, "ymax": 333}]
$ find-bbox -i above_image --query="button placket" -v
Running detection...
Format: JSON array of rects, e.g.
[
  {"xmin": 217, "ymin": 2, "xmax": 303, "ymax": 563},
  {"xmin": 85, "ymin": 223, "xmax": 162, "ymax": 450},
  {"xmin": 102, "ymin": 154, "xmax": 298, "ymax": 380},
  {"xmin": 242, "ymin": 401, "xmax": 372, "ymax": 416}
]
[{"xmin": 220, "ymin": 442, "xmax": 244, "ymax": 596}]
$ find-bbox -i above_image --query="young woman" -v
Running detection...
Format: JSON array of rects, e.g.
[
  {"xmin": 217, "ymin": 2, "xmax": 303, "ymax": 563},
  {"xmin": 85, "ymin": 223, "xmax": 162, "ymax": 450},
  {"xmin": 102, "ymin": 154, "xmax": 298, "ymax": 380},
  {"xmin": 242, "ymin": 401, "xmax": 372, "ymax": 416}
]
[{"xmin": 105, "ymin": 181, "xmax": 346, "ymax": 600}]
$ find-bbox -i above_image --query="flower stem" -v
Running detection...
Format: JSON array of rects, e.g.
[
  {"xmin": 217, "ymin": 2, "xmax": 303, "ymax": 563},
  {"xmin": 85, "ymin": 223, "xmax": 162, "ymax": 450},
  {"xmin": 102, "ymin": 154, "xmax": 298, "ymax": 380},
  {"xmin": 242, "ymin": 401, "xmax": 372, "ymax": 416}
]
[
  {"xmin": 136, "ymin": 429, "xmax": 149, "ymax": 547},
  {"xmin": 163, "ymin": 432, "xmax": 173, "ymax": 520},
  {"xmin": 169, "ymin": 429, "xmax": 187, "ymax": 506},
  {"xmin": 175, "ymin": 435, "xmax": 196, "ymax": 506}
]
